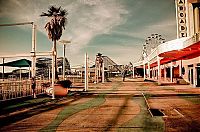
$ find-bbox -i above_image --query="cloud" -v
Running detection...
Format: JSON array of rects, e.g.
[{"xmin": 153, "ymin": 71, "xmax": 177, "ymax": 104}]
[
  {"xmin": 0, "ymin": 0, "xmax": 177, "ymax": 67},
  {"xmin": 145, "ymin": 18, "xmax": 177, "ymax": 40},
  {"xmin": 102, "ymin": 45, "xmax": 142, "ymax": 64},
  {"xmin": 0, "ymin": 0, "xmax": 128, "ymax": 57},
  {"xmin": 62, "ymin": 0, "xmax": 128, "ymax": 53},
  {"xmin": 111, "ymin": 14, "xmax": 176, "ymax": 43}
]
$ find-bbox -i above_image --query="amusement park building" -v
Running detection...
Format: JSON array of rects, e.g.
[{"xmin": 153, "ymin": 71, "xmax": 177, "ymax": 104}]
[{"xmin": 133, "ymin": 0, "xmax": 200, "ymax": 87}]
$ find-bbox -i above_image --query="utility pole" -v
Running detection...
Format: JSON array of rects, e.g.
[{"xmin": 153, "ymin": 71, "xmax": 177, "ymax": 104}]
[
  {"xmin": 31, "ymin": 24, "xmax": 36, "ymax": 78},
  {"xmin": 63, "ymin": 44, "xmax": 66, "ymax": 79},
  {"xmin": 2, "ymin": 58, "xmax": 4, "ymax": 81},
  {"xmin": 84, "ymin": 53, "xmax": 88, "ymax": 91}
]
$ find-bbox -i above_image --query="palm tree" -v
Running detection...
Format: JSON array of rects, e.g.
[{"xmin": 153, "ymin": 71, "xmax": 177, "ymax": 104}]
[{"xmin": 40, "ymin": 6, "xmax": 68, "ymax": 80}]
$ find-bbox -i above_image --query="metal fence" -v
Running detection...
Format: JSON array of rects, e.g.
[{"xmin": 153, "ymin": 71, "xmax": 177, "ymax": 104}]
[
  {"xmin": 0, "ymin": 79, "xmax": 49, "ymax": 101},
  {"xmin": 66, "ymin": 76, "xmax": 94, "ymax": 83},
  {"xmin": 0, "ymin": 75, "xmax": 96, "ymax": 101}
]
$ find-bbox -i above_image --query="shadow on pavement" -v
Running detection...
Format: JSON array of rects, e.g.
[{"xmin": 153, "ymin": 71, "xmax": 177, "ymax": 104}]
[{"xmin": 0, "ymin": 93, "xmax": 89, "ymax": 128}]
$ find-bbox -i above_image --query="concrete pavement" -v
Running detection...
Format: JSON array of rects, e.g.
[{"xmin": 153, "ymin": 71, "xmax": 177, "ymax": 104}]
[{"xmin": 0, "ymin": 77, "xmax": 199, "ymax": 131}]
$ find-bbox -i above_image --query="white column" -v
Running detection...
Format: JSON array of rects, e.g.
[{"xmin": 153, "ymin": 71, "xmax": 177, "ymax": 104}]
[
  {"xmin": 193, "ymin": 64, "xmax": 197, "ymax": 87},
  {"xmin": 170, "ymin": 62, "xmax": 173, "ymax": 82},
  {"xmin": 63, "ymin": 44, "xmax": 66, "ymax": 80},
  {"xmin": 157, "ymin": 56, "xmax": 161, "ymax": 84},
  {"xmin": 143, "ymin": 63, "xmax": 146, "ymax": 80},
  {"xmin": 102, "ymin": 62, "xmax": 105, "ymax": 83},
  {"xmin": 31, "ymin": 24, "xmax": 36, "ymax": 78},
  {"xmin": 148, "ymin": 61, "xmax": 150, "ymax": 78},
  {"xmin": 84, "ymin": 53, "xmax": 88, "ymax": 91},
  {"xmin": 98, "ymin": 66, "xmax": 101, "ymax": 79},
  {"xmin": 194, "ymin": 6, "xmax": 199, "ymax": 33},
  {"xmin": 186, "ymin": 2, "xmax": 195, "ymax": 36}
]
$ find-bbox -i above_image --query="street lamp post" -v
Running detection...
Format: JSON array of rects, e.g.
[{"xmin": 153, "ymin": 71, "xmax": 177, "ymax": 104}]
[
  {"xmin": 59, "ymin": 40, "xmax": 71, "ymax": 80},
  {"xmin": 31, "ymin": 23, "xmax": 36, "ymax": 79}
]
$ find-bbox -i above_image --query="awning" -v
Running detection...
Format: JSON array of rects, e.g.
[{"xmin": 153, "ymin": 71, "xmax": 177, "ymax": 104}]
[
  {"xmin": 159, "ymin": 41, "xmax": 200, "ymax": 61},
  {"xmin": 133, "ymin": 34, "xmax": 200, "ymax": 68},
  {"xmin": 0, "ymin": 59, "xmax": 31, "ymax": 67},
  {"xmin": 151, "ymin": 36, "xmax": 200, "ymax": 67},
  {"xmin": 0, "ymin": 59, "xmax": 45, "ymax": 67}
]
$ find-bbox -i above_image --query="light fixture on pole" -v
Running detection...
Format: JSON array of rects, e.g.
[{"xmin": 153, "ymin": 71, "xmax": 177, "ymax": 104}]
[{"xmin": 59, "ymin": 40, "xmax": 71, "ymax": 79}]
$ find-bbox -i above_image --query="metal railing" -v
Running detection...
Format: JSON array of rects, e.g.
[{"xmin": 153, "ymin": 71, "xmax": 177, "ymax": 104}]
[
  {"xmin": 0, "ymin": 75, "xmax": 100, "ymax": 101},
  {"xmin": 0, "ymin": 79, "xmax": 49, "ymax": 101},
  {"xmin": 65, "ymin": 76, "xmax": 94, "ymax": 83}
]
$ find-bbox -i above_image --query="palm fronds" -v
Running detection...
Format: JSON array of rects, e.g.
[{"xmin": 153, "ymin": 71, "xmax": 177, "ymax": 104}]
[{"xmin": 40, "ymin": 5, "xmax": 68, "ymax": 41}]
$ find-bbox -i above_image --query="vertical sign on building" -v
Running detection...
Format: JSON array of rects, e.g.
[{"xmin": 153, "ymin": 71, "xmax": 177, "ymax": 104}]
[{"xmin": 175, "ymin": 0, "xmax": 187, "ymax": 38}]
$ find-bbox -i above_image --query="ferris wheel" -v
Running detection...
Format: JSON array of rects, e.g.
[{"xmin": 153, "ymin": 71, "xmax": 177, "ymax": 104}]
[{"xmin": 143, "ymin": 33, "xmax": 166, "ymax": 58}]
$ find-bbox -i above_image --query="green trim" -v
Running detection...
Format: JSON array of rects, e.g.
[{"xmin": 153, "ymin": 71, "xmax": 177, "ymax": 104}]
[
  {"xmin": 40, "ymin": 82, "xmax": 122, "ymax": 132},
  {"xmin": 118, "ymin": 97, "xmax": 164, "ymax": 132},
  {"xmin": 39, "ymin": 94, "xmax": 105, "ymax": 132}
]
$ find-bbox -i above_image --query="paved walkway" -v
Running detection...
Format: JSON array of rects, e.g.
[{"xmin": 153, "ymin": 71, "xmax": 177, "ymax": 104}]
[{"xmin": 0, "ymin": 78, "xmax": 199, "ymax": 132}]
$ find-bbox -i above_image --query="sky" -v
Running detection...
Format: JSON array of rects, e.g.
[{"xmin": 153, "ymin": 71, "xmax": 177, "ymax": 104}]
[{"xmin": 0, "ymin": 0, "xmax": 177, "ymax": 72}]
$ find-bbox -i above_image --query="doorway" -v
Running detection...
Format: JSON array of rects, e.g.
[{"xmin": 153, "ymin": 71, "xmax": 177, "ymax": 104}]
[
  {"xmin": 197, "ymin": 67, "xmax": 200, "ymax": 87},
  {"xmin": 188, "ymin": 65, "xmax": 194, "ymax": 85}
]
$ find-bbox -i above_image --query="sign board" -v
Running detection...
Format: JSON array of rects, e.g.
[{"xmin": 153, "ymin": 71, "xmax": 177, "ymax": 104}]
[{"xmin": 175, "ymin": 0, "xmax": 188, "ymax": 38}]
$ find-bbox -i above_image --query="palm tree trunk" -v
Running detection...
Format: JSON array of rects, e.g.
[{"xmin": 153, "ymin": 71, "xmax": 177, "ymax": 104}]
[{"xmin": 53, "ymin": 39, "xmax": 59, "ymax": 81}]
